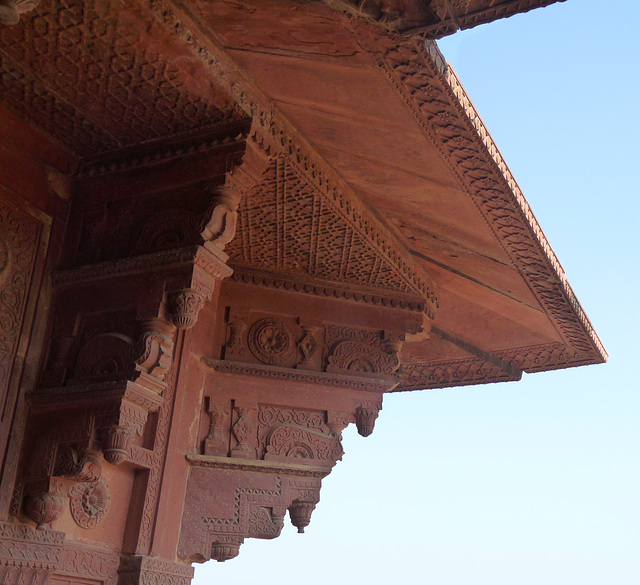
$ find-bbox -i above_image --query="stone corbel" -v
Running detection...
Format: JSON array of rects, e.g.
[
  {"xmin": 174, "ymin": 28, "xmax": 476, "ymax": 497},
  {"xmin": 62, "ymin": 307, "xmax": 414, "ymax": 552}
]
[
  {"xmin": 135, "ymin": 318, "xmax": 175, "ymax": 379},
  {"xmin": 167, "ymin": 288, "xmax": 206, "ymax": 330},
  {"xmin": 202, "ymin": 124, "xmax": 272, "ymax": 255},
  {"xmin": 354, "ymin": 401, "xmax": 382, "ymax": 438},
  {"xmin": 53, "ymin": 445, "xmax": 102, "ymax": 483},
  {"xmin": 96, "ymin": 381, "xmax": 164, "ymax": 465}
]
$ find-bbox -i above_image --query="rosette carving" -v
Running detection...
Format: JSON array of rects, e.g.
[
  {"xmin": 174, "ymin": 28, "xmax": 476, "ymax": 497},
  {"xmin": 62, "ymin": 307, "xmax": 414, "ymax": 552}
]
[
  {"xmin": 247, "ymin": 318, "xmax": 294, "ymax": 365},
  {"xmin": 69, "ymin": 478, "xmax": 110, "ymax": 529}
]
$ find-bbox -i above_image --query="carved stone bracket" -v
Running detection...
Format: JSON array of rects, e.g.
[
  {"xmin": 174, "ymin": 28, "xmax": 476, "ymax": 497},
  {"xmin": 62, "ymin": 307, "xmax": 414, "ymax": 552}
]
[
  {"xmin": 354, "ymin": 402, "xmax": 382, "ymax": 438},
  {"xmin": 179, "ymin": 463, "xmax": 324, "ymax": 563},
  {"xmin": 135, "ymin": 318, "xmax": 175, "ymax": 379},
  {"xmin": 53, "ymin": 446, "xmax": 102, "ymax": 483},
  {"xmin": 167, "ymin": 289, "xmax": 205, "ymax": 330}
]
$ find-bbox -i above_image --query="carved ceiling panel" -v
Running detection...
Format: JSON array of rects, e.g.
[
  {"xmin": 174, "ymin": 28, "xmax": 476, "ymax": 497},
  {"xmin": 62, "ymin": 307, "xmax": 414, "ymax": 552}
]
[
  {"xmin": 226, "ymin": 156, "xmax": 438, "ymax": 312},
  {"xmin": 0, "ymin": 0, "xmax": 242, "ymax": 156}
]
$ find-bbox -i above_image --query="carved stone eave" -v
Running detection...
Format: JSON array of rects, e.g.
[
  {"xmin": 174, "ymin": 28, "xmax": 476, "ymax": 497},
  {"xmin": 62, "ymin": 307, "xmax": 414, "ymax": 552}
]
[
  {"xmin": 433, "ymin": 44, "xmax": 607, "ymax": 366},
  {"xmin": 322, "ymin": 0, "xmax": 565, "ymax": 38},
  {"xmin": 346, "ymin": 27, "xmax": 606, "ymax": 371}
]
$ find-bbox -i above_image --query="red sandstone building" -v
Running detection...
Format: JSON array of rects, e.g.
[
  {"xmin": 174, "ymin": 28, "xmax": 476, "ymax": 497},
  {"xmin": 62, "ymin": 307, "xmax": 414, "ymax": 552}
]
[{"xmin": 0, "ymin": 1, "xmax": 606, "ymax": 584}]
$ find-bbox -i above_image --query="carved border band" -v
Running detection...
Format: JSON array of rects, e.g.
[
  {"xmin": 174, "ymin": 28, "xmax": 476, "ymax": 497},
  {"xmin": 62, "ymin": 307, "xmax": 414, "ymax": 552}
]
[{"xmin": 204, "ymin": 359, "xmax": 396, "ymax": 393}]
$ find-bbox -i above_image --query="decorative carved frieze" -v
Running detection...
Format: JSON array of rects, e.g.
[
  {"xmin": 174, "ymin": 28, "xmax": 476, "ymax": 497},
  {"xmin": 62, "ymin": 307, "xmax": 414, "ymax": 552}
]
[
  {"xmin": 58, "ymin": 543, "xmax": 119, "ymax": 585},
  {"xmin": 401, "ymin": 357, "xmax": 520, "ymax": 390},
  {"xmin": 118, "ymin": 555, "xmax": 194, "ymax": 585},
  {"xmin": 0, "ymin": 202, "xmax": 40, "ymax": 417},
  {"xmin": 0, "ymin": 521, "xmax": 64, "ymax": 585},
  {"xmin": 324, "ymin": 325, "xmax": 401, "ymax": 375},
  {"xmin": 257, "ymin": 406, "xmax": 343, "ymax": 463}
]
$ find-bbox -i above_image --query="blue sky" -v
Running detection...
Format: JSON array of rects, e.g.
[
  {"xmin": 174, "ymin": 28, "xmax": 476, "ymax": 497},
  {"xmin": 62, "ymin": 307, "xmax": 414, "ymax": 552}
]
[{"xmin": 194, "ymin": 2, "xmax": 639, "ymax": 583}]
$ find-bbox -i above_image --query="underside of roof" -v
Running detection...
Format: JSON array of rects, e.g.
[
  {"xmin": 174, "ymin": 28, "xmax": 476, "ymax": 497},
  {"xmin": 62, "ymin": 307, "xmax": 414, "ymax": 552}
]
[{"xmin": 0, "ymin": 0, "xmax": 605, "ymax": 391}]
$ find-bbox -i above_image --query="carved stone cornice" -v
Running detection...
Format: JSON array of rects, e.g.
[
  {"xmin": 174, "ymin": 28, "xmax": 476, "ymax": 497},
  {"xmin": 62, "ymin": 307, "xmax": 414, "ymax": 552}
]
[
  {"xmin": 53, "ymin": 245, "xmax": 232, "ymax": 288},
  {"xmin": 27, "ymin": 378, "xmax": 164, "ymax": 412},
  {"xmin": 348, "ymin": 26, "xmax": 606, "ymax": 365},
  {"xmin": 186, "ymin": 454, "xmax": 333, "ymax": 479},
  {"xmin": 203, "ymin": 359, "xmax": 397, "ymax": 394},
  {"xmin": 230, "ymin": 268, "xmax": 429, "ymax": 313},
  {"xmin": 76, "ymin": 119, "xmax": 251, "ymax": 178}
]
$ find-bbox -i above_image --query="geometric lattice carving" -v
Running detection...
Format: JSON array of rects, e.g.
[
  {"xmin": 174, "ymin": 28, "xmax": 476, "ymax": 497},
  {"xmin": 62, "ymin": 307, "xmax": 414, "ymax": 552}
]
[
  {"xmin": 227, "ymin": 157, "xmax": 437, "ymax": 306},
  {"xmin": 0, "ymin": 1, "xmax": 240, "ymax": 155}
]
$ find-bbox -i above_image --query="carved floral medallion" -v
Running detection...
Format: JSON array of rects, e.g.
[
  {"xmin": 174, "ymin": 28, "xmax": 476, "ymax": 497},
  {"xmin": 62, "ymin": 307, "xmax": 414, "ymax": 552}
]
[
  {"xmin": 247, "ymin": 318, "xmax": 294, "ymax": 365},
  {"xmin": 70, "ymin": 478, "xmax": 110, "ymax": 529}
]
